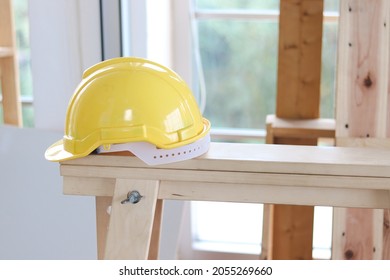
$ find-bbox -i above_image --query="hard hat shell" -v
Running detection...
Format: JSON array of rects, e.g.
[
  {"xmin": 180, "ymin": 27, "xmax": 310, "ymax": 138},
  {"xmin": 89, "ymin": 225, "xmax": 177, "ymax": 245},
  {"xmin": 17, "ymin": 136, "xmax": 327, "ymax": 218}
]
[{"xmin": 45, "ymin": 57, "xmax": 210, "ymax": 162}]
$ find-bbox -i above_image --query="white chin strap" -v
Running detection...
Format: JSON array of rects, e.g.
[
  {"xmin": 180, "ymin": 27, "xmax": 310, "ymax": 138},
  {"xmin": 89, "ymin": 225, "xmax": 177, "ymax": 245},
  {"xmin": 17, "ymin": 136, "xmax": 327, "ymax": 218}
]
[{"xmin": 96, "ymin": 133, "xmax": 210, "ymax": 165}]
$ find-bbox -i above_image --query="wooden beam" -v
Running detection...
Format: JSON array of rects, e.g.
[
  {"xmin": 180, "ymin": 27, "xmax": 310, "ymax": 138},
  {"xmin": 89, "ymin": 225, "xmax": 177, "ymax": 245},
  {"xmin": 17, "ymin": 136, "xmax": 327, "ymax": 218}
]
[
  {"xmin": 104, "ymin": 179, "xmax": 160, "ymax": 259},
  {"xmin": 334, "ymin": 0, "xmax": 390, "ymax": 260},
  {"xmin": 268, "ymin": 0, "xmax": 324, "ymax": 260},
  {"xmin": 336, "ymin": 0, "xmax": 390, "ymax": 140},
  {"xmin": 266, "ymin": 115, "xmax": 335, "ymax": 139},
  {"xmin": 95, "ymin": 196, "xmax": 112, "ymax": 260},
  {"xmin": 0, "ymin": 57, "xmax": 22, "ymax": 126},
  {"xmin": 60, "ymin": 143, "xmax": 390, "ymax": 205},
  {"xmin": 0, "ymin": 0, "xmax": 22, "ymax": 126},
  {"xmin": 276, "ymin": 0, "xmax": 324, "ymax": 119}
]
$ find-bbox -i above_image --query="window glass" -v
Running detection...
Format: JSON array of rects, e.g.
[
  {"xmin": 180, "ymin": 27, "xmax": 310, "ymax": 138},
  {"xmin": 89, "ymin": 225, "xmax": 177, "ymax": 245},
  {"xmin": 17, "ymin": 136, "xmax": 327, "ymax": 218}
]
[
  {"xmin": 324, "ymin": 0, "xmax": 339, "ymax": 12},
  {"xmin": 14, "ymin": 0, "xmax": 34, "ymax": 127},
  {"xmin": 192, "ymin": 201, "xmax": 263, "ymax": 254},
  {"xmin": 320, "ymin": 22, "xmax": 338, "ymax": 118},
  {"xmin": 195, "ymin": 0, "xmax": 338, "ymax": 130},
  {"xmin": 198, "ymin": 20, "xmax": 278, "ymax": 129}
]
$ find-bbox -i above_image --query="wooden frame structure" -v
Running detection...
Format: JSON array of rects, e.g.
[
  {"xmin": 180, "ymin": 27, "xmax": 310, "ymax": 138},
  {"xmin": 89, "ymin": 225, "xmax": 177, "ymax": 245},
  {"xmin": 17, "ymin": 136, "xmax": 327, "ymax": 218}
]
[
  {"xmin": 61, "ymin": 143, "xmax": 390, "ymax": 259},
  {"xmin": 264, "ymin": 0, "xmax": 390, "ymax": 260},
  {"xmin": 333, "ymin": 0, "xmax": 390, "ymax": 260},
  {"xmin": 266, "ymin": 0, "xmax": 325, "ymax": 260},
  {"xmin": 264, "ymin": 114, "xmax": 335, "ymax": 259}
]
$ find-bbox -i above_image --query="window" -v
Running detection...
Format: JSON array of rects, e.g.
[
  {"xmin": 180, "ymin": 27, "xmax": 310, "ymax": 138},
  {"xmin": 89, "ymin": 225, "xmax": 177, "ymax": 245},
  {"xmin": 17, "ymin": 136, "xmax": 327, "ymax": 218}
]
[
  {"xmin": 193, "ymin": 0, "xmax": 338, "ymax": 133},
  {"xmin": 187, "ymin": 0, "xmax": 339, "ymax": 259},
  {"xmin": 14, "ymin": 0, "xmax": 34, "ymax": 127},
  {"xmin": 0, "ymin": 0, "xmax": 34, "ymax": 127}
]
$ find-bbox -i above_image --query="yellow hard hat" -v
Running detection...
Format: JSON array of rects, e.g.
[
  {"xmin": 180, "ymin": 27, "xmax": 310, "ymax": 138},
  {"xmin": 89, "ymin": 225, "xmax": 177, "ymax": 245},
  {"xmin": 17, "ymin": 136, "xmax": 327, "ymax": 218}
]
[{"xmin": 45, "ymin": 57, "xmax": 211, "ymax": 165}]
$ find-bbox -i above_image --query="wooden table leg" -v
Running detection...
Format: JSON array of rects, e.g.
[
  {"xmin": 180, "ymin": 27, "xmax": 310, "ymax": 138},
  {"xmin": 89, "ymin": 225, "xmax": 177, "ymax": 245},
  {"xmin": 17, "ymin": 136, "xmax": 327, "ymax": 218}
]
[
  {"xmin": 104, "ymin": 179, "xmax": 160, "ymax": 259},
  {"xmin": 148, "ymin": 199, "xmax": 164, "ymax": 260},
  {"xmin": 95, "ymin": 196, "xmax": 112, "ymax": 260}
]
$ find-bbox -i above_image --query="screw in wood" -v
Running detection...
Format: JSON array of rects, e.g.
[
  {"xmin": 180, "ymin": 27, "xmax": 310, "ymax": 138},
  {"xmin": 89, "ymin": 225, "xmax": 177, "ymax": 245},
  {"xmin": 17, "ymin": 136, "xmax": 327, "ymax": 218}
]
[{"xmin": 121, "ymin": 191, "xmax": 143, "ymax": 204}]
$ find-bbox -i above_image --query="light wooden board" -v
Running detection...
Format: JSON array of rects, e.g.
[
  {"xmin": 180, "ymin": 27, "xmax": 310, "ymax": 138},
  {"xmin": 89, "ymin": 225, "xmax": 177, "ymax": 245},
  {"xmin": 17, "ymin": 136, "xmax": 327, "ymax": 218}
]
[
  {"xmin": 95, "ymin": 196, "xmax": 112, "ymax": 260},
  {"xmin": 266, "ymin": 115, "xmax": 335, "ymax": 139},
  {"xmin": 60, "ymin": 142, "xmax": 390, "ymax": 210},
  {"xmin": 62, "ymin": 165, "xmax": 390, "ymax": 191},
  {"xmin": 336, "ymin": 0, "xmax": 390, "ymax": 138},
  {"xmin": 63, "ymin": 176, "xmax": 390, "ymax": 209},
  {"xmin": 0, "ymin": 0, "xmax": 22, "ymax": 126},
  {"xmin": 334, "ymin": 0, "xmax": 390, "ymax": 260},
  {"xmin": 104, "ymin": 179, "xmax": 159, "ymax": 259},
  {"xmin": 63, "ymin": 143, "xmax": 390, "ymax": 178},
  {"xmin": 60, "ymin": 142, "xmax": 390, "ymax": 260}
]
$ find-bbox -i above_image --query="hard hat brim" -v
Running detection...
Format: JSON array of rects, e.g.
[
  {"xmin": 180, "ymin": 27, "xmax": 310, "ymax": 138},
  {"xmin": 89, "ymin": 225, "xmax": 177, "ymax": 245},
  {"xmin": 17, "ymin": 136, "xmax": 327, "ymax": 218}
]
[
  {"xmin": 45, "ymin": 117, "xmax": 211, "ymax": 162},
  {"xmin": 45, "ymin": 139, "xmax": 83, "ymax": 162}
]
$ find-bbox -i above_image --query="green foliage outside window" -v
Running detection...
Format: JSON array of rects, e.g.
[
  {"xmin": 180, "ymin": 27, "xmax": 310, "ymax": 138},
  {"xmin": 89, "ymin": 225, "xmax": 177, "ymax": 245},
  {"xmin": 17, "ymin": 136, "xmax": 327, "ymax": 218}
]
[{"xmin": 195, "ymin": 0, "xmax": 339, "ymax": 130}]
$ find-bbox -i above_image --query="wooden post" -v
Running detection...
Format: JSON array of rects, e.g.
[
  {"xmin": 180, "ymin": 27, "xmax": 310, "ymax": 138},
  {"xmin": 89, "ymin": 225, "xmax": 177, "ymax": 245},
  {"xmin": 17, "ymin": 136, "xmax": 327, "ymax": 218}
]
[
  {"xmin": 334, "ymin": 0, "xmax": 390, "ymax": 259},
  {"xmin": 0, "ymin": 0, "xmax": 22, "ymax": 126},
  {"xmin": 104, "ymin": 179, "xmax": 160, "ymax": 259},
  {"xmin": 276, "ymin": 0, "xmax": 324, "ymax": 119},
  {"xmin": 265, "ymin": 0, "xmax": 324, "ymax": 260},
  {"xmin": 95, "ymin": 196, "xmax": 112, "ymax": 260}
]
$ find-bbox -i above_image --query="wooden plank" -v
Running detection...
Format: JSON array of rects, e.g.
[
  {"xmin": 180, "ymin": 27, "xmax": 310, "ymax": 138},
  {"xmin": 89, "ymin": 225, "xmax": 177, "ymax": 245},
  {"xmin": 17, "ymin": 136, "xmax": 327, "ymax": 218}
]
[
  {"xmin": 59, "ymin": 146, "xmax": 390, "ymax": 260},
  {"xmin": 0, "ymin": 0, "xmax": 14, "ymax": 47},
  {"xmin": 61, "ymin": 165, "xmax": 390, "ymax": 191},
  {"xmin": 63, "ymin": 173, "xmax": 390, "ymax": 208},
  {"xmin": 61, "ymin": 143, "xmax": 390, "ymax": 178},
  {"xmin": 333, "ymin": 208, "xmax": 384, "ymax": 259},
  {"xmin": 157, "ymin": 181, "xmax": 390, "ymax": 209},
  {"xmin": 0, "ymin": 47, "xmax": 13, "ymax": 58},
  {"xmin": 0, "ymin": 57, "xmax": 22, "ymax": 125},
  {"xmin": 388, "ymin": 17, "xmax": 390, "ymax": 139},
  {"xmin": 148, "ymin": 199, "xmax": 163, "ymax": 260},
  {"xmin": 269, "ymin": 138, "xmax": 316, "ymax": 260},
  {"xmin": 95, "ymin": 196, "xmax": 112, "ymax": 260},
  {"xmin": 334, "ymin": 0, "xmax": 390, "ymax": 260},
  {"xmin": 63, "ymin": 176, "xmax": 115, "ymax": 196},
  {"xmin": 0, "ymin": 0, "xmax": 22, "ymax": 126},
  {"xmin": 337, "ymin": 137, "xmax": 390, "ymax": 148},
  {"xmin": 266, "ymin": 115, "xmax": 335, "ymax": 139},
  {"xmin": 269, "ymin": 0, "xmax": 323, "ymax": 260},
  {"xmin": 384, "ymin": 209, "xmax": 390, "ymax": 259},
  {"xmin": 61, "ymin": 164, "xmax": 390, "ymax": 209},
  {"xmin": 276, "ymin": 0, "xmax": 323, "ymax": 119},
  {"xmin": 272, "ymin": 205, "xmax": 314, "ymax": 260},
  {"xmin": 104, "ymin": 179, "xmax": 159, "ymax": 259},
  {"xmin": 344, "ymin": 208, "xmax": 374, "ymax": 259},
  {"xmin": 336, "ymin": 0, "xmax": 390, "ymax": 138}
]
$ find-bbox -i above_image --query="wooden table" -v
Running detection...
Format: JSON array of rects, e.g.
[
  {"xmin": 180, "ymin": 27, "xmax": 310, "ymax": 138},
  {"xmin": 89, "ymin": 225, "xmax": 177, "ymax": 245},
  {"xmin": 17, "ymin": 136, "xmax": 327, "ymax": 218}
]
[{"xmin": 60, "ymin": 143, "xmax": 390, "ymax": 259}]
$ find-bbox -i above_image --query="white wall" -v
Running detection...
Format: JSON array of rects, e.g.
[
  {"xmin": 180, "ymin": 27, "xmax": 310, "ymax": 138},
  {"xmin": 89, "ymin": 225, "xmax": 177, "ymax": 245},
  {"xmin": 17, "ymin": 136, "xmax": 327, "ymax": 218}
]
[
  {"xmin": 0, "ymin": 0, "xmax": 101, "ymax": 259},
  {"xmin": 0, "ymin": 126, "xmax": 97, "ymax": 259},
  {"xmin": 29, "ymin": 0, "xmax": 101, "ymax": 131},
  {"xmin": 0, "ymin": 0, "xmax": 102, "ymax": 259},
  {"xmin": 0, "ymin": 0, "xmax": 186, "ymax": 259}
]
